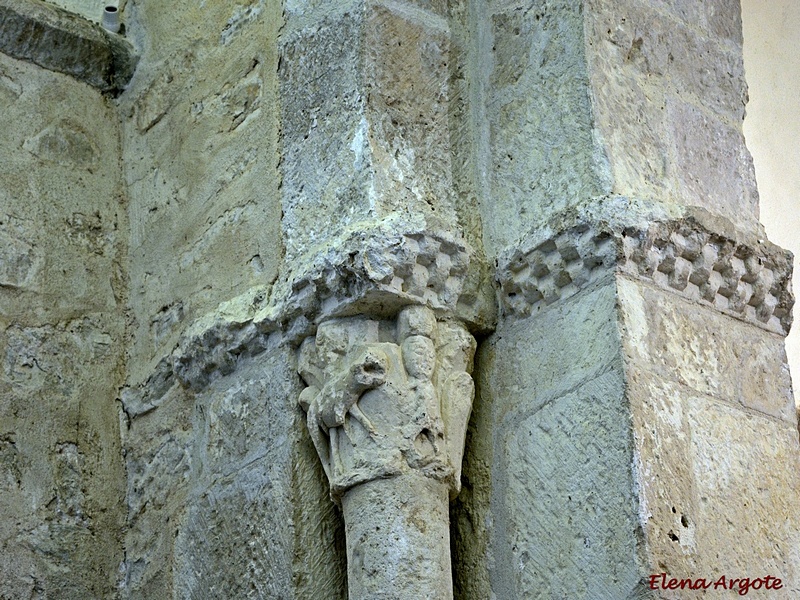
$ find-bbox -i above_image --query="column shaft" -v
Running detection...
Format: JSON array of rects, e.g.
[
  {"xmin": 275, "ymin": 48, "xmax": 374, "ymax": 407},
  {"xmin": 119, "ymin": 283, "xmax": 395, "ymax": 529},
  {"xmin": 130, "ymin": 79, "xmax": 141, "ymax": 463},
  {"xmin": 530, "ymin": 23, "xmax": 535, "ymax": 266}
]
[{"xmin": 343, "ymin": 473, "xmax": 452, "ymax": 600}]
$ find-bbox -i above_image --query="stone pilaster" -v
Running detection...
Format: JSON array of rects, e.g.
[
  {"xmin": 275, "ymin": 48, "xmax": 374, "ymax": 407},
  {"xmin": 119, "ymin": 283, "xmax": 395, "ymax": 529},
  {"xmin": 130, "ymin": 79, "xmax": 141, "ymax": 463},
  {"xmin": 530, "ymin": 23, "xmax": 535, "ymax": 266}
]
[
  {"xmin": 455, "ymin": 1, "xmax": 800, "ymax": 598},
  {"xmin": 278, "ymin": 0, "xmax": 458, "ymax": 262},
  {"xmin": 460, "ymin": 212, "xmax": 800, "ymax": 598}
]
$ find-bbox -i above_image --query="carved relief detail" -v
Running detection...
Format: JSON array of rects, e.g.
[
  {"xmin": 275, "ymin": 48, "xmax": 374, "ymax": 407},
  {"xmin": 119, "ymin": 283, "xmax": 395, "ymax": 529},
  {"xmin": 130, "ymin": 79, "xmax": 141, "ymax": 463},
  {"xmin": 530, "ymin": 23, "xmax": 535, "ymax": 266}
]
[
  {"xmin": 498, "ymin": 220, "xmax": 794, "ymax": 334},
  {"xmin": 297, "ymin": 306, "xmax": 476, "ymax": 502},
  {"xmin": 285, "ymin": 229, "xmax": 471, "ymax": 329},
  {"xmin": 499, "ymin": 224, "xmax": 618, "ymax": 317}
]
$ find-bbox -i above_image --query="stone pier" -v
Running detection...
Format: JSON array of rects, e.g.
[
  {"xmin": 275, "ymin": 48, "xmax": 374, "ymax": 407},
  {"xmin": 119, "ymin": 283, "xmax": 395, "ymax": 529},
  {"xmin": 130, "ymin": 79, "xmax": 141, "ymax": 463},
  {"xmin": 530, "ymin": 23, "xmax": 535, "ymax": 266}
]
[
  {"xmin": 0, "ymin": 0, "xmax": 798, "ymax": 598},
  {"xmin": 453, "ymin": 1, "xmax": 800, "ymax": 598}
]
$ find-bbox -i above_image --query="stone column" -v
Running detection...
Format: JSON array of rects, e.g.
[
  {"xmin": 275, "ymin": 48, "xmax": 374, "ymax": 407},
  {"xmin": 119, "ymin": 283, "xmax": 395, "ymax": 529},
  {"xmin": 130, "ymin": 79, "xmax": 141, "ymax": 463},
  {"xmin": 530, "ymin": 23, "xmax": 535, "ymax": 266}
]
[
  {"xmin": 297, "ymin": 306, "xmax": 476, "ymax": 599},
  {"xmin": 279, "ymin": 3, "xmax": 492, "ymax": 594}
]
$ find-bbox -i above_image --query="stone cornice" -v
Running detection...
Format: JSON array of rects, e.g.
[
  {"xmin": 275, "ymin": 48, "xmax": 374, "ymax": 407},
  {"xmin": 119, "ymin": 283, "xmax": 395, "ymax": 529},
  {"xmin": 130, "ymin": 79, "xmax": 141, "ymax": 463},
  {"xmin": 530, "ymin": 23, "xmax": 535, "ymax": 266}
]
[
  {"xmin": 122, "ymin": 213, "xmax": 793, "ymax": 421},
  {"xmin": 172, "ymin": 227, "xmax": 489, "ymax": 391},
  {"xmin": 498, "ymin": 217, "xmax": 794, "ymax": 335},
  {"xmin": 0, "ymin": 0, "xmax": 137, "ymax": 94},
  {"xmin": 122, "ymin": 224, "xmax": 495, "ymax": 415}
]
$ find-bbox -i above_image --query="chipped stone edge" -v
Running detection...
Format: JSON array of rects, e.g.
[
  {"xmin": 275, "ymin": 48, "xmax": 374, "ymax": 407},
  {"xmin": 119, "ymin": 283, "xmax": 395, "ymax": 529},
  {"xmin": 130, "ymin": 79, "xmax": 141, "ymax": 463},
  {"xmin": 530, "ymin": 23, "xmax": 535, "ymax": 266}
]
[
  {"xmin": 121, "ymin": 224, "xmax": 496, "ymax": 418},
  {"xmin": 0, "ymin": 0, "xmax": 137, "ymax": 94},
  {"xmin": 497, "ymin": 217, "xmax": 794, "ymax": 336}
]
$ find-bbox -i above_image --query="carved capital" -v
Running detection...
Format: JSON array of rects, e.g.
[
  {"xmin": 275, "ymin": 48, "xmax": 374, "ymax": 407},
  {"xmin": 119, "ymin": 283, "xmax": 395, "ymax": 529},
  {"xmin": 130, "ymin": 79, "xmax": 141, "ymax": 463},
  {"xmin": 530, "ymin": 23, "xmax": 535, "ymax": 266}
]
[{"xmin": 297, "ymin": 306, "xmax": 475, "ymax": 502}]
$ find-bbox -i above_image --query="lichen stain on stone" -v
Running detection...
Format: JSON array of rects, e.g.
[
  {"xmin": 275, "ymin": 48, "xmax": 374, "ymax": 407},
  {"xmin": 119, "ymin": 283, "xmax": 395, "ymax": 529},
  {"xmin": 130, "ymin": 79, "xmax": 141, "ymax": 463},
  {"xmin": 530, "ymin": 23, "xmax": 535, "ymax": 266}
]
[
  {"xmin": 22, "ymin": 120, "xmax": 99, "ymax": 169},
  {"xmin": 0, "ymin": 229, "xmax": 38, "ymax": 288},
  {"xmin": 220, "ymin": 0, "xmax": 265, "ymax": 46}
]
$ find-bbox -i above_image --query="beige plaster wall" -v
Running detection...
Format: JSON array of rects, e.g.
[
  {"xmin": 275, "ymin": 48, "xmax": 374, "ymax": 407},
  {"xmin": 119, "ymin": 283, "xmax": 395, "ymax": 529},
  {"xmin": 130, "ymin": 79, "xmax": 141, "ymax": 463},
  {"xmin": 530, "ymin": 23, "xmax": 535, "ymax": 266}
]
[{"xmin": 742, "ymin": 0, "xmax": 800, "ymax": 402}]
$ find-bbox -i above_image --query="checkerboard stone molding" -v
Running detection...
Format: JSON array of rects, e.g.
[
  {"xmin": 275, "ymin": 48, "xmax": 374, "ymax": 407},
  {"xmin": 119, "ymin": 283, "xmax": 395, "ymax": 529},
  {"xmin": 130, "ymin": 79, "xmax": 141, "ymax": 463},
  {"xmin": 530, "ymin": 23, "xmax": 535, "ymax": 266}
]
[{"xmin": 498, "ymin": 218, "xmax": 793, "ymax": 335}]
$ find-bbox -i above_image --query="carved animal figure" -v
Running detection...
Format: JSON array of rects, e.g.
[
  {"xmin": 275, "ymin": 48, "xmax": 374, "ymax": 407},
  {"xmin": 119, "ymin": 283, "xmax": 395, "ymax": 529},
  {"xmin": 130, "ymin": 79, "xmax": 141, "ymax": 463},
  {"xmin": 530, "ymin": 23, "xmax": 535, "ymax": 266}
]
[
  {"xmin": 310, "ymin": 346, "xmax": 387, "ymax": 434},
  {"xmin": 300, "ymin": 344, "xmax": 389, "ymax": 479}
]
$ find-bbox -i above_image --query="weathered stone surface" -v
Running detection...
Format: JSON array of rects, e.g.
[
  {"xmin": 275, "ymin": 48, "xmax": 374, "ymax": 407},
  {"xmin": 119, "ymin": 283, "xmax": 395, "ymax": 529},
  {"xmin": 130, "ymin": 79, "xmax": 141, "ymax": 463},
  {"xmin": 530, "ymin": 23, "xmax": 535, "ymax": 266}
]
[
  {"xmin": 122, "ymin": 347, "xmax": 347, "ymax": 599},
  {"xmin": 0, "ymin": 0, "xmax": 136, "ymax": 93},
  {"xmin": 119, "ymin": 375, "xmax": 194, "ymax": 596},
  {"xmin": 279, "ymin": 6, "xmax": 372, "ymax": 260},
  {"xmin": 279, "ymin": 0, "xmax": 457, "ymax": 263},
  {"xmin": 500, "ymin": 371, "xmax": 644, "ymax": 598},
  {"xmin": 0, "ymin": 52, "xmax": 126, "ymax": 324},
  {"xmin": 457, "ymin": 277, "xmax": 640, "ymax": 597},
  {"xmin": 173, "ymin": 466, "xmax": 295, "ymax": 599},
  {"xmin": 668, "ymin": 97, "xmax": 758, "ymax": 217},
  {"xmin": 297, "ymin": 306, "xmax": 475, "ymax": 599},
  {"xmin": 627, "ymin": 369, "xmax": 800, "ymax": 597},
  {"xmin": 619, "ymin": 275, "xmax": 800, "ymax": 594},
  {"xmin": 479, "ymin": 0, "xmax": 759, "ymax": 258},
  {"xmin": 497, "ymin": 215, "xmax": 794, "ymax": 335},
  {"xmin": 0, "ymin": 50, "xmax": 126, "ymax": 599},
  {"xmin": 364, "ymin": 3, "xmax": 454, "ymax": 221},
  {"xmin": 22, "ymin": 119, "xmax": 99, "ymax": 168},
  {"xmin": 0, "ymin": 229, "xmax": 39, "ymax": 288},
  {"xmin": 46, "ymin": 0, "xmax": 104, "ymax": 25},
  {"xmin": 684, "ymin": 398, "xmax": 800, "ymax": 592},
  {"xmin": 487, "ymin": 278, "xmax": 622, "ymax": 418},
  {"xmin": 343, "ymin": 473, "xmax": 453, "ymax": 599},
  {"xmin": 0, "ymin": 317, "xmax": 126, "ymax": 599},
  {"xmin": 120, "ymin": 0, "xmax": 282, "ymax": 381},
  {"xmin": 618, "ymin": 277, "xmax": 795, "ymax": 423},
  {"xmin": 482, "ymin": 0, "xmax": 609, "ymax": 254},
  {"xmin": 585, "ymin": 0, "xmax": 757, "ymax": 224}
]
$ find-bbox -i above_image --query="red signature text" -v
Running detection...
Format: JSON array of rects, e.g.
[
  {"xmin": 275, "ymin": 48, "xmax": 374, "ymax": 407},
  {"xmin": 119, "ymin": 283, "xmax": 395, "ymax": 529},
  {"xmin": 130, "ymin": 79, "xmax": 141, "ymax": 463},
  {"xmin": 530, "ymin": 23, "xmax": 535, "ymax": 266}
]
[{"xmin": 648, "ymin": 573, "xmax": 783, "ymax": 596}]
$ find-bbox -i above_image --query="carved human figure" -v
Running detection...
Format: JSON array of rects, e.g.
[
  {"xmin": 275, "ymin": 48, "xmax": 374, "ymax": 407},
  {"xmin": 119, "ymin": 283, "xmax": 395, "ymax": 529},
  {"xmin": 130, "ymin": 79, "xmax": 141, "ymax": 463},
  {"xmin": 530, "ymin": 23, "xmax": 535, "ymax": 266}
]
[{"xmin": 401, "ymin": 334, "xmax": 443, "ymax": 461}]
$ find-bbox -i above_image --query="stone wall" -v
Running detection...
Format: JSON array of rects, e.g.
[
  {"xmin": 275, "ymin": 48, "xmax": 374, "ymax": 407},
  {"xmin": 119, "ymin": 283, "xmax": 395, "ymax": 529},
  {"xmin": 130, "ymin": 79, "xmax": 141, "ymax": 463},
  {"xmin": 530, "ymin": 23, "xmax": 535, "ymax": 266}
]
[
  {"xmin": 478, "ymin": 0, "xmax": 761, "ymax": 257},
  {"xmin": 0, "ymin": 52, "xmax": 126, "ymax": 598},
  {"xmin": 453, "ymin": 0, "xmax": 800, "ymax": 597},
  {"xmin": 119, "ymin": 0, "xmax": 283, "ymax": 379},
  {"xmin": 619, "ymin": 274, "xmax": 800, "ymax": 592},
  {"xmin": 116, "ymin": 1, "xmax": 347, "ymax": 597},
  {"xmin": 1, "ymin": 0, "xmax": 798, "ymax": 598}
]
